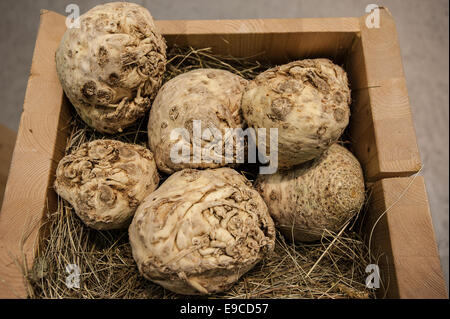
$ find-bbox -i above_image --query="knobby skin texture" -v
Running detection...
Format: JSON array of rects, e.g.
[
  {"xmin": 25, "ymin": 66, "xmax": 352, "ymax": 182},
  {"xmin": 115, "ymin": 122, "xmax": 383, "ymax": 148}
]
[
  {"xmin": 148, "ymin": 69, "xmax": 248, "ymax": 174},
  {"xmin": 255, "ymin": 144, "xmax": 365, "ymax": 242},
  {"xmin": 129, "ymin": 168, "xmax": 275, "ymax": 295},
  {"xmin": 242, "ymin": 59, "xmax": 351, "ymax": 169},
  {"xmin": 54, "ymin": 139, "xmax": 159, "ymax": 230},
  {"xmin": 55, "ymin": 2, "xmax": 167, "ymax": 133}
]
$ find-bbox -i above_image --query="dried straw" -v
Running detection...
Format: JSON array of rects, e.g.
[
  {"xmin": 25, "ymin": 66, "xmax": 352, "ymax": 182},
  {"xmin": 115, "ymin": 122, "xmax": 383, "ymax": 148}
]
[{"xmin": 26, "ymin": 46, "xmax": 377, "ymax": 299}]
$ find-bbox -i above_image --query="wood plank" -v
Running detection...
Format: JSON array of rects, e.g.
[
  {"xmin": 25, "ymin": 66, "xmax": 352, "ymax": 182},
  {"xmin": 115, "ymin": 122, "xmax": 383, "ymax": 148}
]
[
  {"xmin": 156, "ymin": 17, "xmax": 360, "ymax": 34},
  {"xmin": 0, "ymin": 10, "xmax": 69, "ymax": 299},
  {"xmin": 347, "ymin": 81, "xmax": 379, "ymax": 181},
  {"xmin": 354, "ymin": 7, "xmax": 422, "ymax": 180},
  {"xmin": 364, "ymin": 176, "xmax": 447, "ymax": 298},
  {"xmin": 348, "ymin": 75, "xmax": 422, "ymax": 181},
  {"xmin": 0, "ymin": 125, "xmax": 16, "ymax": 209},
  {"xmin": 157, "ymin": 18, "xmax": 360, "ymax": 64}
]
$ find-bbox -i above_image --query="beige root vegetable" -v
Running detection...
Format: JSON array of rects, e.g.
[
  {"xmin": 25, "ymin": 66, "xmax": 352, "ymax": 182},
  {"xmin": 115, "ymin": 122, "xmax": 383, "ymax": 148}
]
[
  {"xmin": 54, "ymin": 139, "xmax": 159, "ymax": 230},
  {"xmin": 242, "ymin": 59, "xmax": 351, "ymax": 169},
  {"xmin": 148, "ymin": 68, "xmax": 248, "ymax": 174},
  {"xmin": 129, "ymin": 167, "xmax": 275, "ymax": 295},
  {"xmin": 55, "ymin": 2, "xmax": 166, "ymax": 134},
  {"xmin": 255, "ymin": 144, "xmax": 364, "ymax": 242}
]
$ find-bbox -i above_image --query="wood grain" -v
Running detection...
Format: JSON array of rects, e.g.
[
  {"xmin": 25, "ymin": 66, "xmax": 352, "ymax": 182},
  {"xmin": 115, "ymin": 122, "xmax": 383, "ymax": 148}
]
[
  {"xmin": 363, "ymin": 176, "xmax": 448, "ymax": 298},
  {"xmin": 157, "ymin": 17, "xmax": 360, "ymax": 34},
  {"xmin": 348, "ymin": 8, "xmax": 422, "ymax": 181},
  {"xmin": 0, "ymin": 10, "xmax": 69, "ymax": 298},
  {"xmin": 157, "ymin": 18, "xmax": 360, "ymax": 64}
]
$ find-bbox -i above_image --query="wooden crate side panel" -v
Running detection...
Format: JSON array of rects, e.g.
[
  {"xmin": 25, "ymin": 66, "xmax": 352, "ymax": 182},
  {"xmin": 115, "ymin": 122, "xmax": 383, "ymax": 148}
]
[
  {"xmin": 0, "ymin": 10, "xmax": 69, "ymax": 299},
  {"xmin": 347, "ymin": 8, "xmax": 422, "ymax": 182},
  {"xmin": 163, "ymin": 32, "xmax": 357, "ymax": 64},
  {"xmin": 360, "ymin": 176, "xmax": 396, "ymax": 296},
  {"xmin": 364, "ymin": 176, "xmax": 447, "ymax": 298},
  {"xmin": 156, "ymin": 17, "xmax": 361, "ymax": 34},
  {"xmin": 358, "ymin": 8, "xmax": 421, "ymax": 180},
  {"xmin": 157, "ymin": 19, "xmax": 360, "ymax": 63},
  {"xmin": 346, "ymin": 35, "xmax": 380, "ymax": 181}
]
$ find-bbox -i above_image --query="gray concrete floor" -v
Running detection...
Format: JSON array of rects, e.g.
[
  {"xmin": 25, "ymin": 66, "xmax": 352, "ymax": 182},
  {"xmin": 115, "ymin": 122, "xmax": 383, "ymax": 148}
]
[{"xmin": 0, "ymin": 0, "xmax": 448, "ymax": 291}]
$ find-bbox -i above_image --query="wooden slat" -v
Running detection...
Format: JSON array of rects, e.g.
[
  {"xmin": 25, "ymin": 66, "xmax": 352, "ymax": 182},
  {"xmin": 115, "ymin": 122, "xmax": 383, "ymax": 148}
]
[
  {"xmin": 157, "ymin": 18, "xmax": 360, "ymax": 64},
  {"xmin": 0, "ymin": 10, "xmax": 69, "ymax": 299},
  {"xmin": 364, "ymin": 176, "xmax": 447, "ymax": 298},
  {"xmin": 348, "ymin": 8, "xmax": 421, "ymax": 181},
  {"xmin": 157, "ymin": 17, "xmax": 360, "ymax": 34}
]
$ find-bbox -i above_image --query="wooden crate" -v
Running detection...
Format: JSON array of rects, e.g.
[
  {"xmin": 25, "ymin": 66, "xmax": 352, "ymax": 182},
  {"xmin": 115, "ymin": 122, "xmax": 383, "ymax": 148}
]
[{"xmin": 0, "ymin": 8, "xmax": 446, "ymax": 299}]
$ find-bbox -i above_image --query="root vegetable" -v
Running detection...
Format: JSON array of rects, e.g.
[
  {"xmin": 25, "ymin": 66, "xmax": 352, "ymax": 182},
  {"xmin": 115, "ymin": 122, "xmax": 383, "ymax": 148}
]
[
  {"xmin": 242, "ymin": 59, "xmax": 351, "ymax": 169},
  {"xmin": 255, "ymin": 144, "xmax": 365, "ymax": 242},
  {"xmin": 55, "ymin": 2, "xmax": 167, "ymax": 134},
  {"xmin": 54, "ymin": 139, "xmax": 159, "ymax": 230},
  {"xmin": 129, "ymin": 167, "xmax": 275, "ymax": 295},
  {"xmin": 148, "ymin": 68, "xmax": 248, "ymax": 174}
]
